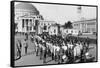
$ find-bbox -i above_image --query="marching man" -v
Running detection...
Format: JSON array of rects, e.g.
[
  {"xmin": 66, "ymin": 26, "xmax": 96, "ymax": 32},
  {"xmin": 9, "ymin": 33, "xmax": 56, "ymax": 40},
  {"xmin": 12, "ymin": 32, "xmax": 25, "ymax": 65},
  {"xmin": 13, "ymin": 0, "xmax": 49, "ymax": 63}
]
[{"xmin": 42, "ymin": 41, "xmax": 47, "ymax": 63}]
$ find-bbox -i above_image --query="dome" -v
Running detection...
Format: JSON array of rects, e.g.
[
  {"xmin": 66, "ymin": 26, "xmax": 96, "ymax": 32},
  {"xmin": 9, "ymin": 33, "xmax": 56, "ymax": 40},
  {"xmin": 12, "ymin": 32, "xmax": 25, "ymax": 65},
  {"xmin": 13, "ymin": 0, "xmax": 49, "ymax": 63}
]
[{"xmin": 15, "ymin": 3, "xmax": 39, "ymax": 15}]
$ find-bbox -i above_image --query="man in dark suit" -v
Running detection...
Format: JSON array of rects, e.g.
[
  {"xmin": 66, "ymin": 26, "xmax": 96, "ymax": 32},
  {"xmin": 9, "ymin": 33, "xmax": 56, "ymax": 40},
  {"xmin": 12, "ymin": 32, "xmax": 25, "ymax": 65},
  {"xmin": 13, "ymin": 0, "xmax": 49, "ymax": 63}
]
[{"xmin": 25, "ymin": 39, "xmax": 28, "ymax": 55}]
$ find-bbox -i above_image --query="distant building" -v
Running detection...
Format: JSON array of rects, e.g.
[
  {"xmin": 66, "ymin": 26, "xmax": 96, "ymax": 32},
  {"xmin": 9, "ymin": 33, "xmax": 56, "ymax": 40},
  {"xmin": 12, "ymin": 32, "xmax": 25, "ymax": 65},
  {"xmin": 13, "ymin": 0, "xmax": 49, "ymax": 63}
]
[
  {"xmin": 72, "ymin": 19, "xmax": 97, "ymax": 33},
  {"xmin": 38, "ymin": 20, "xmax": 56, "ymax": 34},
  {"xmin": 60, "ymin": 27, "xmax": 80, "ymax": 38},
  {"xmin": 48, "ymin": 24, "xmax": 60, "ymax": 35}
]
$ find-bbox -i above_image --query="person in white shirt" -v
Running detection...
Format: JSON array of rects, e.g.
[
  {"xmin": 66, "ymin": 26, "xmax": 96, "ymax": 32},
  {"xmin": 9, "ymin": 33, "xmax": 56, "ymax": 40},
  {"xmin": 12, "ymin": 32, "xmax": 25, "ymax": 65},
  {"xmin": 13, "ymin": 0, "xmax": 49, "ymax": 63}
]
[
  {"xmin": 45, "ymin": 42, "xmax": 50, "ymax": 56},
  {"xmin": 67, "ymin": 41, "xmax": 74, "ymax": 59},
  {"xmin": 53, "ymin": 44, "xmax": 56, "ymax": 60},
  {"xmin": 25, "ymin": 40, "xmax": 28, "ymax": 55},
  {"xmin": 46, "ymin": 42, "xmax": 52, "ymax": 56},
  {"xmin": 35, "ymin": 38, "xmax": 39, "ymax": 56},
  {"xmin": 34, "ymin": 39, "xmax": 38, "ymax": 52},
  {"xmin": 55, "ymin": 44, "xmax": 60, "ymax": 62},
  {"xmin": 73, "ymin": 43, "xmax": 82, "ymax": 60},
  {"xmin": 49, "ymin": 43, "xmax": 53, "ymax": 56},
  {"xmin": 56, "ymin": 45, "xmax": 60, "ymax": 52},
  {"xmin": 62, "ymin": 41, "xmax": 68, "ymax": 51},
  {"xmin": 62, "ymin": 44, "xmax": 68, "ymax": 56},
  {"xmin": 67, "ymin": 42, "xmax": 74, "ymax": 50}
]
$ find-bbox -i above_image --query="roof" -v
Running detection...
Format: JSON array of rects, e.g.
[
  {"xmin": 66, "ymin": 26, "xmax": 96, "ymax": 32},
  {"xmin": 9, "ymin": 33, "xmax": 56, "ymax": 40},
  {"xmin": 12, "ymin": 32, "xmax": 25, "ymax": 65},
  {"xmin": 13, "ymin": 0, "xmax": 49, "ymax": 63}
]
[
  {"xmin": 73, "ymin": 19, "xmax": 96, "ymax": 23},
  {"xmin": 15, "ymin": 3, "xmax": 39, "ymax": 13},
  {"xmin": 73, "ymin": 19, "xmax": 96, "ymax": 24}
]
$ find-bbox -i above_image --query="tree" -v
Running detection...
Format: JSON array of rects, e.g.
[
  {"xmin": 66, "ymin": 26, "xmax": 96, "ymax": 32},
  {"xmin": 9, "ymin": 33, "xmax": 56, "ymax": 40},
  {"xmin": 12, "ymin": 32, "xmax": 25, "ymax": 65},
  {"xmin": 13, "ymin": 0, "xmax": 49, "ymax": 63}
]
[{"xmin": 63, "ymin": 21, "xmax": 73, "ymax": 29}]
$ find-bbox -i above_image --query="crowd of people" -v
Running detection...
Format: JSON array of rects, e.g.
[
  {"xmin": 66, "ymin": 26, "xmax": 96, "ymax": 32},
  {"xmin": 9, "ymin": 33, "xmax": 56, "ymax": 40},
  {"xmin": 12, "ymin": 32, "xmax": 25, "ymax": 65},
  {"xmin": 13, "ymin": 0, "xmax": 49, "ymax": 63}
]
[
  {"xmin": 15, "ymin": 34, "xmax": 29, "ymax": 60},
  {"xmin": 15, "ymin": 32, "xmax": 95, "ymax": 64},
  {"xmin": 33, "ymin": 33, "xmax": 95, "ymax": 64}
]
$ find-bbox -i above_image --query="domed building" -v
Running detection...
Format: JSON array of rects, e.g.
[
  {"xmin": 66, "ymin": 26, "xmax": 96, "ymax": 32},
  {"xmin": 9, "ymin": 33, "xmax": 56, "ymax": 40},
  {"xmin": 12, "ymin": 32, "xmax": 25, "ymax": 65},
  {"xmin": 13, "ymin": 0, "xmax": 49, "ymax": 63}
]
[
  {"xmin": 15, "ymin": 3, "xmax": 39, "ymax": 18},
  {"xmin": 15, "ymin": 3, "xmax": 43, "ymax": 34}
]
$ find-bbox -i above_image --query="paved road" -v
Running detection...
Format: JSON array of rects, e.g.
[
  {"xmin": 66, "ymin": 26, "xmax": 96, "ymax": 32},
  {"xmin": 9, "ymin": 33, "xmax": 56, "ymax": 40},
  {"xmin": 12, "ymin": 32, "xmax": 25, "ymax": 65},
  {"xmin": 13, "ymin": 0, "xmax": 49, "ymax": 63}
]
[{"xmin": 15, "ymin": 52, "xmax": 58, "ymax": 66}]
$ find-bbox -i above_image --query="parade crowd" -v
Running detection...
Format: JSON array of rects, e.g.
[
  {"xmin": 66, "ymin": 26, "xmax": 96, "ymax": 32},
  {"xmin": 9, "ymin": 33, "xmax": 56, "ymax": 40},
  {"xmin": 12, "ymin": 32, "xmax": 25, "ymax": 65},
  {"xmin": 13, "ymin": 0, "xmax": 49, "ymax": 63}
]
[{"xmin": 33, "ymin": 33, "xmax": 95, "ymax": 64}]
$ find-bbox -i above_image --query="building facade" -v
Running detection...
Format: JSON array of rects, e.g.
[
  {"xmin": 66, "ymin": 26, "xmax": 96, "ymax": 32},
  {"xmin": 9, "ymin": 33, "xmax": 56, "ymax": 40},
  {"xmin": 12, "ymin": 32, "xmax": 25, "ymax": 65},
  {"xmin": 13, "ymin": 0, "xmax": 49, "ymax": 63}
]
[
  {"xmin": 38, "ymin": 20, "xmax": 56, "ymax": 34},
  {"xmin": 15, "ymin": 3, "xmax": 43, "ymax": 34},
  {"xmin": 48, "ymin": 24, "xmax": 60, "ymax": 35},
  {"xmin": 72, "ymin": 19, "xmax": 97, "ymax": 33}
]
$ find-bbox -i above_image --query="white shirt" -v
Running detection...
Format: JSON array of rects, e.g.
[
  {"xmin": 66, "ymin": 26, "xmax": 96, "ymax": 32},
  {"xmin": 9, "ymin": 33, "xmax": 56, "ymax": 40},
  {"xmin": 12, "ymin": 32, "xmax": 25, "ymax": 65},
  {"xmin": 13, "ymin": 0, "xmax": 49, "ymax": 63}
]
[
  {"xmin": 46, "ymin": 43, "xmax": 51, "ymax": 48},
  {"xmin": 42, "ymin": 45, "xmax": 46, "ymax": 50},
  {"xmin": 79, "ymin": 44, "xmax": 83, "ymax": 50},
  {"xmin": 49, "ymin": 43, "xmax": 53, "ymax": 52},
  {"xmin": 53, "ymin": 46, "xmax": 56, "ymax": 51},
  {"xmin": 62, "ymin": 55, "xmax": 67, "ymax": 59},
  {"xmin": 62, "ymin": 45, "xmax": 67, "ymax": 51},
  {"xmin": 67, "ymin": 44, "xmax": 73, "ymax": 49},
  {"xmin": 74, "ymin": 45, "xmax": 81, "ymax": 56},
  {"xmin": 56, "ymin": 46, "xmax": 60, "ymax": 51},
  {"xmin": 34, "ymin": 41, "xmax": 38, "ymax": 47},
  {"xmin": 53, "ymin": 45, "xmax": 56, "ymax": 55},
  {"xmin": 39, "ymin": 44, "xmax": 42, "ymax": 48}
]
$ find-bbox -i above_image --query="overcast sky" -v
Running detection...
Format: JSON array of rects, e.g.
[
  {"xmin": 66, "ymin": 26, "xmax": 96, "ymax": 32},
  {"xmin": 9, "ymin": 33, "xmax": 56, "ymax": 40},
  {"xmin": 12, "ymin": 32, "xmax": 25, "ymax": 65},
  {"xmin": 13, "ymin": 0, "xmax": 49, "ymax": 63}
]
[{"xmin": 15, "ymin": 2, "xmax": 96, "ymax": 25}]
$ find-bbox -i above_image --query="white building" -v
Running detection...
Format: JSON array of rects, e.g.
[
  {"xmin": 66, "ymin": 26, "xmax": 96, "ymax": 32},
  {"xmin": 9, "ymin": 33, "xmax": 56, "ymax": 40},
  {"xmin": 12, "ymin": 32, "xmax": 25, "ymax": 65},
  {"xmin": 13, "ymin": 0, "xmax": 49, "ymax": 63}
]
[
  {"xmin": 38, "ymin": 20, "xmax": 56, "ymax": 34},
  {"xmin": 60, "ymin": 25, "xmax": 80, "ymax": 38},
  {"xmin": 48, "ymin": 24, "xmax": 60, "ymax": 35},
  {"xmin": 72, "ymin": 19, "xmax": 97, "ymax": 33},
  {"xmin": 64, "ymin": 29, "xmax": 79, "ymax": 35},
  {"xmin": 15, "ymin": 3, "xmax": 43, "ymax": 33}
]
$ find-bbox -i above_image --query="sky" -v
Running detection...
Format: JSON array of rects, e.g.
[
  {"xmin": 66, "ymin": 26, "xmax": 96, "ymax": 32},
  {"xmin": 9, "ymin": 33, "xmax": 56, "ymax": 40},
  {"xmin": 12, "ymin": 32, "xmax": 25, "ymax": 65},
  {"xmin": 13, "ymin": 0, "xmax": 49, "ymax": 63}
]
[{"xmin": 15, "ymin": 2, "xmax": 97, "ymax": 25}]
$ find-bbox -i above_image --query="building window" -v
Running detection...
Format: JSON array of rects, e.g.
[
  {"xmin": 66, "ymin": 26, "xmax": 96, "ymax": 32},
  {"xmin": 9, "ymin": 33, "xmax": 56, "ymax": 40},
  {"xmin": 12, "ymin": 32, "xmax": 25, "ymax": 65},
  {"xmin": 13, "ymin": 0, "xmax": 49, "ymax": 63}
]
[
  {"xmin": 71, "ymin": 30, "xmax": 73, "ymax": 33},
  {"xmin": 35, "ymin": 20, "xmax": 38, "ymax": 26},
  {"xmin": 26, "ymin": 19, "xmax": 28, "ymax": 26},
  {"xmin": 22, "ymin": 19, "xmax": 24, "ymax": 28},
  {"xmin": 33, "ymin": 26, "xmax": 36, "ymax": 30},
  {"xmin": 44, "ymin": 25, "xmax": 47, "ymax": 30},
  {"xmin": 66, "ymin": 30, "xmax": 68, "ymax": 33},
  {"xmin": 27, "ymin": 26, "xmax": 28, "ymax": 31},
  {"xmin": 33, "ymin": 20, "xmax": 35, "ymax": 26},
  {"xmin": 38, "ymin": 16, "xmax": 40, "ymax": 18},
  {"xmin": 43, "ymin": 23, "xmax": 47, "ymax": 30},
  {"xmin": 29, "ymin": 19, "xmax": 31, "ymax": 25},
  {"xmin": 30, "ymin": 27, "xmax": 32, "ymax": 31},
  {"xmin": 54, "ymin": 29, "xmax": 56, "ymax": 33},
  {"xmin": 30, "ymin": 19, "xmax": 32, "ymax": 22},
  {"xmin": 74, "ymin": 24, "xmax": 78, "ymax": 26}
]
